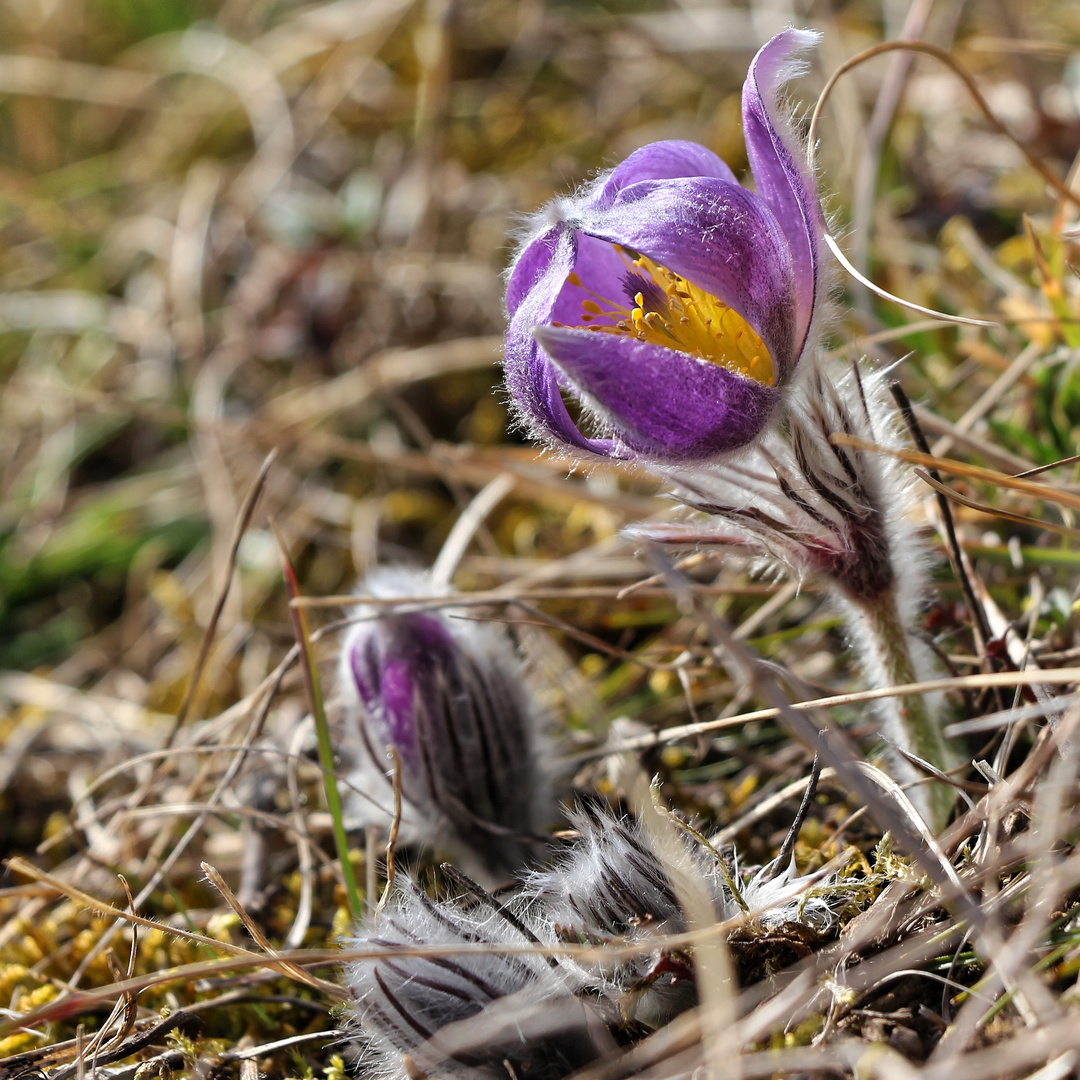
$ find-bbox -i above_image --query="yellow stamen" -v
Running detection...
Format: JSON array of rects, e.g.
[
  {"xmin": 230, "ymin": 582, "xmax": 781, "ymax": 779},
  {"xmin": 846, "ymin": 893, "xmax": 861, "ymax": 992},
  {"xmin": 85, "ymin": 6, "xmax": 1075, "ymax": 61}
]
[{"xmin": 563, "ymin": 247, "xmax": 774, "ymax": 386}]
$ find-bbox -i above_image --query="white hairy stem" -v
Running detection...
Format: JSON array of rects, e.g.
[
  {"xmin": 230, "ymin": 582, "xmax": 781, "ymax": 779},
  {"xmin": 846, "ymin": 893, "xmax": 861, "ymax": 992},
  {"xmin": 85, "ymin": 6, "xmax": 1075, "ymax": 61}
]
[{"xmin": 837, "ymin": 583, "xmax": 957, "ymax": 832}]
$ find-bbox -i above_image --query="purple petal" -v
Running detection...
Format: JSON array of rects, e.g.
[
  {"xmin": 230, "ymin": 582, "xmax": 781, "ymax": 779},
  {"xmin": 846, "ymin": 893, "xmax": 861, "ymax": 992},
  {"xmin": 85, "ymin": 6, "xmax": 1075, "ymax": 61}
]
[
  {"xmin": 743, "ymin": 29, "xmax": 823, "ymax": 358},
  {"xmin": 506, "ymin": 224, "xmax": 560, "ymax": 316},
  {"xmin": 505, "ymin": 226, "xmax": 617, "ymax": 457},
  {"xmin": 575, "ymin": 176, "xmax": 796, "ymax": 376},
  {"xmin": 378, "ymin": 654, "xmax": 420, "ymax": 760},
  {"xmin": 594, "ymin": 139, "xmax": 738, "ymax": 208},
  {"xmin": 533, "ymin": 325, "xmax": 779, "ymax": 461},
  {"xmin": 549, "ymin": 232, "xmax": 632, "ymax": 328},
  {"xmin": 350, "ymin": 613, "xmax": 460, "ymax": 770}
]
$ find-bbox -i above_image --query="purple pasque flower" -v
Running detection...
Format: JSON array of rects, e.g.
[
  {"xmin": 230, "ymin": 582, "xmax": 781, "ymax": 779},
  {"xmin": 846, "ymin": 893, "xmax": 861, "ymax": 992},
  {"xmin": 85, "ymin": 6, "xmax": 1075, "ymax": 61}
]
[
  {"xmin": 505, "ymin": 30, "xmax": 824, "ymax": 464},
  {"xmin": 340, "ymin": 569, "xmax": 550, "ymax": 877}
]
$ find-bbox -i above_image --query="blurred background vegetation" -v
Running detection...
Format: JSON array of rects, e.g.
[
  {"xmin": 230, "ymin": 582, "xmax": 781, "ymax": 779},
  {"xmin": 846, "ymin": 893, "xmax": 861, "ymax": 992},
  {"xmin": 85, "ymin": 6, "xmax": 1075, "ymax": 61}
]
[{"xmin": 3, "ymin": 0, "xmax": 1080, "ymax": 1072}]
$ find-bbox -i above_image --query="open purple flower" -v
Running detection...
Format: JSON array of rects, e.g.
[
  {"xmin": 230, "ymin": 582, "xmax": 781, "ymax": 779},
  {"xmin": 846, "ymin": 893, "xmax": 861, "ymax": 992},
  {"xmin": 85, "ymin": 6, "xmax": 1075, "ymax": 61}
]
[{"xmin": 504, "ymin": 30, "xmax": 824, "ymax": 463}]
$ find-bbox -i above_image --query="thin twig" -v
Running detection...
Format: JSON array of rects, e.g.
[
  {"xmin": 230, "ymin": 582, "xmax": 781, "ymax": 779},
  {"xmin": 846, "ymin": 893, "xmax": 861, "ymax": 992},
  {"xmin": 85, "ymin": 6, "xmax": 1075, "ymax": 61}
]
[
  {"xmin": 166, "ymin": 449, "xmax": 277, "ymax": 747},
  {"xmin": 375, "ymin": 746, "xmax": 403, "ymax": 917}
]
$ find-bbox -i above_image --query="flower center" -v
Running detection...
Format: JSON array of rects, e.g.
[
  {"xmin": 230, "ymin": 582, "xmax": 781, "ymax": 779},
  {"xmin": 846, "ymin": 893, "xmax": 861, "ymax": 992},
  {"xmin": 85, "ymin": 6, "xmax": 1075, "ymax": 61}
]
[{"xmin": 555, "ymin": 247, "xmax": 774, "ymax": 386}]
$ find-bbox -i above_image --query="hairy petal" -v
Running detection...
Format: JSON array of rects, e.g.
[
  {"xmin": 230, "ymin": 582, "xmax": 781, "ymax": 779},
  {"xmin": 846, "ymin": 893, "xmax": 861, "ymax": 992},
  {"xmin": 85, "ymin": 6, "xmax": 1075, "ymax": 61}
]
[
  {"xmin": 533, "ymin": 325, "xmax": 779, "ymax": 460},
  {"xmin": 593, "ymin": 139, "xmax": 738, "ymax": 208},
  {"xmin": 548, "ymin": 233, "xmax": 632, "ymax": 329},
  {"xmin": 506, "ymin": 223, "xmax": 562, "ymax": 316},
  {"xmin": 505, "ymin": 226, "xmax": 617, "ymax": 457},
  {"xmin": 742, "ymin": 28, "xmax": 824, "ymax": 359}
]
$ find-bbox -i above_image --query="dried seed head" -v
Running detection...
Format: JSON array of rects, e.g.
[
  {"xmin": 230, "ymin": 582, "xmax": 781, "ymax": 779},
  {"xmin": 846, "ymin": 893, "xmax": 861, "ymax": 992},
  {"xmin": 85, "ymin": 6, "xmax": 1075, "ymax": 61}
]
[
  {"xmin": 343, "ymin": 878, "xmax": 605, "ymax": 1080},
  {"xmin": 340, "ymin": 568, "xmax": 553, "ymax": 878}
]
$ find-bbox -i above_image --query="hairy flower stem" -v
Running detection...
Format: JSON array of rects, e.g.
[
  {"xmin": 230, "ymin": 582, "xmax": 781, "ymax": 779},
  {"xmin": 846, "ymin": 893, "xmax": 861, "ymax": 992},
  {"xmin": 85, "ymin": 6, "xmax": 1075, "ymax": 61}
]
[{"xmin": 840, "ymin": 584, "xmax": 956, "ymax": 832}]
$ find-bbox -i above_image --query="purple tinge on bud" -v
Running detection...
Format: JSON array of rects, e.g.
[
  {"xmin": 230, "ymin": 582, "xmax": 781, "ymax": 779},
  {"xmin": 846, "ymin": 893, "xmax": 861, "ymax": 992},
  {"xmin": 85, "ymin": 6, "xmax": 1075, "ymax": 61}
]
[
  {"xmin": 504, "ymin": 30, "xmax": 824, "ymax": 464},
  {"xmin": 341, "ymin": 572, "xmax": 550, "ymax": 876},
  {"xmin": 347, "ymin": 609, "xmax": 459, "ymax": 774}
]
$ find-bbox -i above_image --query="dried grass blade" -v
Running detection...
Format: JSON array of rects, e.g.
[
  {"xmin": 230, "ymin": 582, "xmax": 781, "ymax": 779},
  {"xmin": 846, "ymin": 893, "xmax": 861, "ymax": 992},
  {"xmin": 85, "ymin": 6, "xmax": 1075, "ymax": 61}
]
[
  {"xmin": 808, "ymin": 40, "xmax": 1080, "ymax": 211},
  {"xmin": 830, "ymin": 433, "xmax": 1080, "ymax": 513},
  {"xmin": 166, "ymin": 448, "xmax": 277, "ymax": 746},
  {"xmin": 581, "ymin": 666, "xmax": 1080, "ymax": 760},
  {"xmin": 4, "ymin": 856, "xmax": 267, "ymax": 962},
  {"xmin": 914, "ymin": 468, "xmax": 1080, "ymax": 540},
  {"xmin": 201, "ymin": 861, "xmax": 338, "ymax": 994},
  {"xmin": 374, "ymin": 747, "xmax": 403, "ymax": 917}
]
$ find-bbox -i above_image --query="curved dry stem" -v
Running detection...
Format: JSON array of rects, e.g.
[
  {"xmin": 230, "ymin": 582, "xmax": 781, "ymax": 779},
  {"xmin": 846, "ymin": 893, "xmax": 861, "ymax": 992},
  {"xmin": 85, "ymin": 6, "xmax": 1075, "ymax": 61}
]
[{"xmin": 808, "ymin": 39, "xmax": 1080, "ymax": 211}]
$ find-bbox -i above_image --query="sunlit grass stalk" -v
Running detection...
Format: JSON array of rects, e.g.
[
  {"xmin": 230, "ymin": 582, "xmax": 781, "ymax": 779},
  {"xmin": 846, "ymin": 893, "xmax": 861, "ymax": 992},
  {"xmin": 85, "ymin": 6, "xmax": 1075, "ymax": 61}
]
[{"xmin": 272, "ymin": 520, "xmax": 363, "ymax": 920}]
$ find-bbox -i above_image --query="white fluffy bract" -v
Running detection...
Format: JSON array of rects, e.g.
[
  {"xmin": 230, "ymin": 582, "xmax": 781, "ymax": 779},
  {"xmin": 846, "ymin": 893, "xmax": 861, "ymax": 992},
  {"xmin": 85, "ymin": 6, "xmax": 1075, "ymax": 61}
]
[
  {"xmin": 640, "ymin": 358, "xmax": 930, "ymax": 610},
  {"xmin": 519, "ymin": 807, "xmax": 844, "ymax": 1025},
  {"xmin": 630, "ymin": 357, "xmax": 955, "ymax": 827}
]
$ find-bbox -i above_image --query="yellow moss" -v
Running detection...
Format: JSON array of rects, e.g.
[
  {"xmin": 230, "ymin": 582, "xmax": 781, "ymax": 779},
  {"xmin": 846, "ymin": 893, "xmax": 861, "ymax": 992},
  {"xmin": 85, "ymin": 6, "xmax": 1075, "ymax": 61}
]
[
  {"xmin": 0, "ymin": 963, "xmax": 32, "ymax": 999},
  {"xmin": 206, "ymin": 912, "xmax": 240, "ymax": 944},
  {"xmin": 73, "ymin": 927, "xmax": 98, "ymax": 957},
  {"xmin": 43, "ymin": 810, "xmax": 70, "ymax": 844},
  {"xmin": 149, "ymin": 570, "xmax": 195, "ymax": 623},
  {"xmin": 648, "ymin": 669, "xmax": 672, "ymax": 695},
  {"xmin": 782, "ymin": 1013, "xmax": 824, "ymax": 1047},
  {"xmin": 996, "ymin": 232, "xmax": 1036, "ymax": 272},
  {"xmin": 14, "ymin": 983, "xmax": 58, "ymax": 1012},
  {"xmin": 0, "ymin": 1031, "xmax": 38, "ymax": 1057},
  {"xmin": 565, "ymin": 503, "xmax": 618, "ymax": 540},
  {"xmin": 795, "ymin": 816, "xmax": 827, "ymax": 849},
  {"xmin": 331, "ymin": 905, "xmax": 352, "ymax": 941},
  {"xmin": 578, "ymin": 653, "xmax": 605, "ymax": 679},
  {"xmin": 726, "ymin": 771, "xmax": 758, "ymax": 811},
  {"xmin": 141, "ymin": 927, "xmax": 168, "ymax": 952},
  {"xmin": 382, "ymin": 488, "xmax": 448, "ymax": 525},
  {"xmin": 12, "ymin": 931, "xmax": 44, "ymax": 966},
  {"xmin": 660, "ymin": 745, "xmax": 687, "ymax": 769},
  {"xmin": 324, "ymin": 1054, "xmax": 348, "ymax": 1080}
]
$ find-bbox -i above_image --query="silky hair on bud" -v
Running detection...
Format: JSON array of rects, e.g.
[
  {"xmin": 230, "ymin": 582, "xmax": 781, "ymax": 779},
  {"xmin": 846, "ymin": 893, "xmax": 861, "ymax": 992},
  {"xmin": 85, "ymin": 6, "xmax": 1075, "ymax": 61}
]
[
  {"xmin": 339, "ymin": 567, "xmax": 556, "ymax": 879},
  {"xmin": 521, "ymin": 806, "xmax": 846, "ymax": 1026}
]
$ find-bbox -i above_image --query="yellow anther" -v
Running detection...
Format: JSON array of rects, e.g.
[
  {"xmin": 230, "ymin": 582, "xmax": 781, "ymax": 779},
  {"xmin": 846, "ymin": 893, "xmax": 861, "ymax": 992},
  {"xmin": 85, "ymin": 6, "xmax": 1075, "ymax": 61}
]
[{"xmin": 563, "ymin": 249, "xmax": 774, "ymax": 385}]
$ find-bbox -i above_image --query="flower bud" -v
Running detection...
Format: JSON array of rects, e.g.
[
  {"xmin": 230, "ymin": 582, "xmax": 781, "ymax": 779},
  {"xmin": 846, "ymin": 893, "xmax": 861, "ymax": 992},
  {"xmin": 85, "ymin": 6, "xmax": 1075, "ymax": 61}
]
[
  {"xmin": 522, "ymin": 807, "xmax": 842, "ymax": 1026},
  {"xmin": 340, "ymin": 569, "xmax": 552, "ymax": 877},
  {"xmin": 343, "ymin": 878, "xmax": 606, "ymax": 1080}
]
